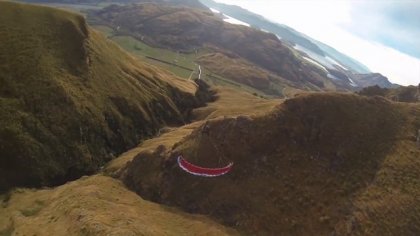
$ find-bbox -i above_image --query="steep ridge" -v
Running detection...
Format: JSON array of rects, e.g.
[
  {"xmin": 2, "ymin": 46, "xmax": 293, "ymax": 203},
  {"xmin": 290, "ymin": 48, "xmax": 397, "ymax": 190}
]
[
  {"xmin": 88, "ymin": 3, "xmax": 332, "ymax": 91},
  {"xmin": 0, "ymin": 2, "xmax": 213, "ymax": 192},
  {"xmin": 120, "ymin": 93, "xmax": 420, "ymax": 235}
]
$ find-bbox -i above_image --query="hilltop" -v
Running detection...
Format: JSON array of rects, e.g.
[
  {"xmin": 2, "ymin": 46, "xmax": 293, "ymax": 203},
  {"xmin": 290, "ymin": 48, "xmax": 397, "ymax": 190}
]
[
  {"xmin": 119, "ymin": 93, "xmax": 420, "ymax": 235},
  {"xmin": 0, "ymin": 1, "xmax": 214, "ymax": 192}
]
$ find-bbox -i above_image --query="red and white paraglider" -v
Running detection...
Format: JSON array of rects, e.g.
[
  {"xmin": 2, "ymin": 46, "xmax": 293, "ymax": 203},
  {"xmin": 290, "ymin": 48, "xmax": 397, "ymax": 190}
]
[{"xmin": 177, "ymin": 155, "xmax": 233, "ymax": 177}]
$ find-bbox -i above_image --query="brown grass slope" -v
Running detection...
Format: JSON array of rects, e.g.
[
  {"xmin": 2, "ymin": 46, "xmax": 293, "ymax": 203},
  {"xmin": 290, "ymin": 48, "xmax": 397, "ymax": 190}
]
[
  {"xmin": 120, "ymin": 93, "xmax": 420, "ymax": 235},
  {"xmin": 0, "ymin": 1, "xmax": 213, "ymax": 192},
  {"xmin": 0, "ymin": 175, "xmax": 237, "ymax": 235},
  {"xmin": 196, "ymin": 52, "xmax": 303, "ymax": 95},
  {"xmin": 334, "ymin": 105, "xmax": 420, "ymax": 235},
  {"xmin": 88, "ymin": 3, "xmax": 332, "ymax": 91},
  {"xmin": 0, "ymin": 84, "xmax": 277, "ymax": 236},
  {"xmin": 192, "ymin": 86, "xmax": 281, "ymax": 120},
  {"xmin": 104, "ymin": 86, "xmax": 280, "ymax": 177}
]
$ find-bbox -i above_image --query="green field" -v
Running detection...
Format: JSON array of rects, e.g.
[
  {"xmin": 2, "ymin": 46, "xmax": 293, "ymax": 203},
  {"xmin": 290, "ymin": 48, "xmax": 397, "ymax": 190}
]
[
  {"xmin": 94, "ymin": 25, "xmax": 199, "ymax": 76},
  {"xmin": 93, "ymin": 25, "xmax": 269, "ymax": 97}
]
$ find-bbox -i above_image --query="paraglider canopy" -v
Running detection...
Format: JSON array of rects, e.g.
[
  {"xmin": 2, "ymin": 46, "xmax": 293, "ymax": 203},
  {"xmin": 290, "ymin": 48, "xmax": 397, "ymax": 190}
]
[{"xmin": 177, "ymin": 156, "xmax": 233, "ymax": 177}]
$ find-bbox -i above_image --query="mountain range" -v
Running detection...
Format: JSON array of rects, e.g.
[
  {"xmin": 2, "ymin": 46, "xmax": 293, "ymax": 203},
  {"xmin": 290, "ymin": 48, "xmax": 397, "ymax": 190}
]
[
  {"xmin": 1, "ymin": 1, "xmax": 419, "ymax": 235},
  {"xmin": 87, "ymin": 1, "xmax": 397, "ymax": 97},
  {"xmin": 199, "ymin": 0, "xmax": 396, "ymax": 89}
]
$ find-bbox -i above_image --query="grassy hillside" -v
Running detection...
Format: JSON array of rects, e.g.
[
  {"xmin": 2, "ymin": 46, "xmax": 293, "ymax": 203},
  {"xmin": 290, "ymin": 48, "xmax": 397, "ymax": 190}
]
[
  {"xmin": 192, "ymin": 87, "xmax": 281, "ymax": 120},
  {"xmin": 0, "ymin": 77, "xmax": 283, "ymax": 236},
  {"xmin": 0, "ymin": 1, "xmax": 213, "ymax": 192},
  {"xmin": 119, "ymin": 93, "xmax": 420, "ymax": 235},
  {"xmin": 92, "ymin": 25, "xmax": 291, "ymax": 97},
  {"xmin": 0, "ymin": 175, "xmax": 237, "ymax": 235},
  {"xmin": 91, "ymin": 25, "xmax": 207, "ymax": 79},
  {"xmin": 88, "ymin": 3, "xmax": 334, "ymax": 92},
  {"xmin": 197, "ymin": 52, "xmax": 279, "ymax": 92},
  {"xmin": 104, "ymin": 86, "xmax": 281, "ymax": 177}
]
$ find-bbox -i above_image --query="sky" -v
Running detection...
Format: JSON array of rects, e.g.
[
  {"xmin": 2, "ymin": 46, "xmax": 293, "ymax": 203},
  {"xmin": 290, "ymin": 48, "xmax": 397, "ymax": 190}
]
[{"xmin": 214, "ymin": 0, "xmax": 420, "ymax": 86}]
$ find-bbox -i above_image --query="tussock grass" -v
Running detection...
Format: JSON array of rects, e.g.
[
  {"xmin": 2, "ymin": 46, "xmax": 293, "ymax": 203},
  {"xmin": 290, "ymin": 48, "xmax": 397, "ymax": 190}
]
[
  {"xmin": 0, "ymin": 1, "xmax": 203, "ymax": 191},
  {"xmin": 105, "ymin": 86, "xmax": 278, "ymax": 175},
  {"xmin": 0, "ymin": 175, "xmax": 237, "ymax": 235},
  {"xmin": 121, "ymin": 93, "xmax": 420, "ymax": 235}
]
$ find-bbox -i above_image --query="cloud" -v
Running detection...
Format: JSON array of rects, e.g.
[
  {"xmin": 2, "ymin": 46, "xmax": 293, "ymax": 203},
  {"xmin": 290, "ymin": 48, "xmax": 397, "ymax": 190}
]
[
  {"xmin": 302, "ymin": 24, "xmax": 420, "ymax": 86},
  {"xmin": 343, "ymin": 0, "xmax": 420, "ymax": 60}
]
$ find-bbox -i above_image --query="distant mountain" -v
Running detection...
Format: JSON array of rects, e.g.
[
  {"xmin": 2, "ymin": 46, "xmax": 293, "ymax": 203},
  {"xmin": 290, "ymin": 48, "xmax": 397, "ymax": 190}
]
[
  {"xmin": 199, "ymin": 0, "xmax": 325, "ymax": 56},
  {"xmin": 358, "ymin": 84, "xmax": 420, "ymax": 103},
  {"xmin": 199, "ymin": 0, "xmax": 372, "ymax": 75},
  {"xmin": 312, "ymin": 39, "xmax": 371, "ymax": 73},
  {"xmin": 88, "ymin": 3, "xmax": 340, "ymax": 94},
  {"xmin": 163, "ymin": 0, "xmax": 208, "ymax": 9},
  {"xmin": 352, "ymin": 73, "xmax": 398, "ymax": 89},
  {"xmin": 23, "ymin": 0, "xmax": 209, "ymax": 9},
  {"xmin": 0, "ymin": 1, "xmax": 212, "ymax": 191}
]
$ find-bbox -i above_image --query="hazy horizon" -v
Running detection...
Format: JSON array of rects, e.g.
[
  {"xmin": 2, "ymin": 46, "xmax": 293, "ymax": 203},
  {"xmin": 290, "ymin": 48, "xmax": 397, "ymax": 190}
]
[{"xmin": 214, "ymin": 0, "xmax": 420, "ymax": 86}]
